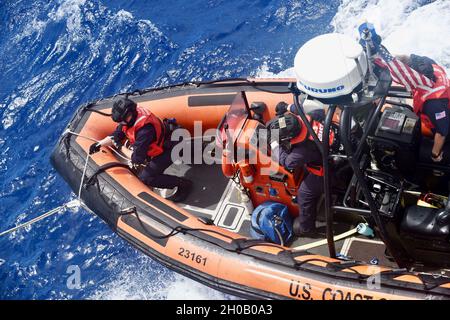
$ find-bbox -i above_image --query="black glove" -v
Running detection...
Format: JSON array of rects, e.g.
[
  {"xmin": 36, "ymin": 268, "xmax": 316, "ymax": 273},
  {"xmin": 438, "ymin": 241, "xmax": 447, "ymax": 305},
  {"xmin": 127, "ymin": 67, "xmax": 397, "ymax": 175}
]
[
  {"xmin": 89, "ymin": 142, "xmax": 101, "ymax": 155},
  {"xmin": 112, "ymin": 129, "xmax": 126, "ymax": 148},
  {"xmin": 112, "ymin": 138, "xmax": 123, "ymax": 149}
]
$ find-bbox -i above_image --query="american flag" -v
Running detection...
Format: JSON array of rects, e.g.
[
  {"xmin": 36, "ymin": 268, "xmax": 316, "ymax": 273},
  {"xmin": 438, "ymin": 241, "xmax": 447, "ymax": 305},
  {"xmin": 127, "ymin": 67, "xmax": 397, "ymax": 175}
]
[{"xmin": 374, "ymin": 45, "xmax": 435, "ymax": 93}]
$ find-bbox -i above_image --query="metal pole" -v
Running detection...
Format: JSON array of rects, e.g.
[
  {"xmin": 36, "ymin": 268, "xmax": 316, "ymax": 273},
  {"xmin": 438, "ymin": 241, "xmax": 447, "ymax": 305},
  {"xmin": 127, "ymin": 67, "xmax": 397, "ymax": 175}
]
[
  {"xmin": 293, "ymin": 93, "xmax": 336, "ymax": 258},
  {"xmin": 340, "ymin": 106, "xmax": 409, "ymax": 267},
  {"xmin": 322, "ymin": 104, "xmax": 337, "ymax": 258},
  {"xmin": 354, "ymin": 95, "xmax": 386, "ymax": 159},
  {"xmin": 332, "ymin": 206, "xmax": 371, "ymax": 216}
]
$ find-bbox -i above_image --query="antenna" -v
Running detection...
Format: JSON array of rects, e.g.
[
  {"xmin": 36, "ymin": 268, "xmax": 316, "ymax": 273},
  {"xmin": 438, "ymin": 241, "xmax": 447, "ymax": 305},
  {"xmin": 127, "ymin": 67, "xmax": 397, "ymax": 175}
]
[{"xmin": 360, "ymin": 25, "xmax": 379, "ymax": 93}]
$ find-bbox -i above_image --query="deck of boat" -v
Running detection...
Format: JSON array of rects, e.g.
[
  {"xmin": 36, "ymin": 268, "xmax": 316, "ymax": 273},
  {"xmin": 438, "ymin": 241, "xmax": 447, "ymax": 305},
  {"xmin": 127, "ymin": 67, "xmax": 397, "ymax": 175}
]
[{"xmin": 163, "ymin": 158, "xmax": 398, "ymax": 267}]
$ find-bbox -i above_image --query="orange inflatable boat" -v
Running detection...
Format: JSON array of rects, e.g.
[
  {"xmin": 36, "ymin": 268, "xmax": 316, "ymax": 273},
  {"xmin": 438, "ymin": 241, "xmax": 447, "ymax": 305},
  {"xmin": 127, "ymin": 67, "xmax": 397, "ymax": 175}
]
[{"xmin": 51, "ymin": 78, "xmax": 450, "ymax": 300}]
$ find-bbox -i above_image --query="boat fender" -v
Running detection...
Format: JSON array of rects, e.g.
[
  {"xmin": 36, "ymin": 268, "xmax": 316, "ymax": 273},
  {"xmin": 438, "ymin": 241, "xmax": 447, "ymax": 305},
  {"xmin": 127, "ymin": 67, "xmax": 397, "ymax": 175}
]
[{"xmin": 250, "ymin": 202, "xmax": 295, "ymax": 246}]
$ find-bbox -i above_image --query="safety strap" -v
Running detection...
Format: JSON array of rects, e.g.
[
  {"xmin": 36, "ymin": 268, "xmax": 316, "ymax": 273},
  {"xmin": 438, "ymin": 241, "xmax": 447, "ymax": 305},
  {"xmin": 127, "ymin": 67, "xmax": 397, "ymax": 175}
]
[
  {"xmin": 157, "ymin": 117, "xmax": 166, "ymax": 146},
  {"xmin": 83, "ymin": 103, "xmax": 112, "ymax": 117},
  {"xmin": 306, "ymin": 164, "xmax": 324, "ymax": 177},
  {"xmin": 250, "ymin": 210, "xmax": 265, "ymax": 236}
]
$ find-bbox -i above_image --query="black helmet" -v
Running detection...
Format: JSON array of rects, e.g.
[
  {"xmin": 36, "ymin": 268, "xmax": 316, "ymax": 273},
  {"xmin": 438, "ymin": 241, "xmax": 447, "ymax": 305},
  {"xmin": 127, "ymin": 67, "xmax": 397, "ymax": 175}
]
[
  {"xmin": 275, "ymin": 102, "xmax": 289, "ymax": 116},
  {"xmin": 111, "ymin": 97, "xmax": 137, "ymax": 125},
  {"xmin": 267, "ymin": 112, "xmax": 303, "ymax": 144}
]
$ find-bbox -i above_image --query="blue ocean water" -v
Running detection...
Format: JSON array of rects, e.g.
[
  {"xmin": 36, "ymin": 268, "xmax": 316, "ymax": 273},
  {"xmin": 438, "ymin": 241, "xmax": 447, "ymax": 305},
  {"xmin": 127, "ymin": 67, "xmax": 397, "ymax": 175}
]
[{"xmin": 0, "ymin": 0, "xmax": 448, "ymax": 299}]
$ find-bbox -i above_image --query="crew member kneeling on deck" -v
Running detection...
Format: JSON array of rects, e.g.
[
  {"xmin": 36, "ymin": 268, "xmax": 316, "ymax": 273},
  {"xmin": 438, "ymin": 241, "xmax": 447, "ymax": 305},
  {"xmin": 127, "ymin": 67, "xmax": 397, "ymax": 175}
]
[
  {"xmin": 269, "ymin": 102, "xmax": 326, "ymax": 237},
  {"xmin": 89, "ymin": 97, "xmax": 191, "ymax": 202}
]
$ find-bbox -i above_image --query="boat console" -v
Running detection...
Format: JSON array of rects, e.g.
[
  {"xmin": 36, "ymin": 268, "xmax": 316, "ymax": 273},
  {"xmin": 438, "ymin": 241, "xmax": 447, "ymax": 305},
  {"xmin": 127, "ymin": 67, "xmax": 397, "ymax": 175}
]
[{"xmin": 349, "ymin": 102, "xmax": 450, "ymax": 267}]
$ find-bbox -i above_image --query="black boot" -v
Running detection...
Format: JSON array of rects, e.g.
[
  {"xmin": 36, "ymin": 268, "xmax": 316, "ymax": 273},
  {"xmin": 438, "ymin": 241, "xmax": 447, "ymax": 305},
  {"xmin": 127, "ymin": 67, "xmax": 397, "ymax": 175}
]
[
  {"xmin": 293, "ymin": 217, "xmax": 320, "ymax": 238},
  {"xmin": 166, "ymin": 178, "xmax": 192, "ymax": 203}
]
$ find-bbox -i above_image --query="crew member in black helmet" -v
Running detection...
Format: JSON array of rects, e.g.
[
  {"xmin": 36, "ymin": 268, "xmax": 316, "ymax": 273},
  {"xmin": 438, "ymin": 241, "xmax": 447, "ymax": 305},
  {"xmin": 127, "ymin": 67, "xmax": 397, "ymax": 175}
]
[
  {"xmin": 89, "ymin": 96, "xmax": 191, "ymax": 202},
  {"xmin": 269, "ymin": 102, "xmax": 329, "ymax": 237}
]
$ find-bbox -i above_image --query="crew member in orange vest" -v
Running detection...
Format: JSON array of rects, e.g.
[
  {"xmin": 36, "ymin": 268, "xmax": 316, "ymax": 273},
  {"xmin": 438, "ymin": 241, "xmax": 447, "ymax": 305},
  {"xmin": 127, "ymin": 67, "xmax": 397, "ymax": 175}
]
[
  {"xmin": 269, "ymin": 103, "xmax": 334, "ymax": 237},
  {"xmin": 397, "ymin": 55, "xmax": 450, "ymax": 162},
  {"xmin": 359, "ymin": 23, "xmax": 450, "ymax": 163},
  {"xmin": 89, "ymin": 97, "xmax": 191, "ymax": 202}
]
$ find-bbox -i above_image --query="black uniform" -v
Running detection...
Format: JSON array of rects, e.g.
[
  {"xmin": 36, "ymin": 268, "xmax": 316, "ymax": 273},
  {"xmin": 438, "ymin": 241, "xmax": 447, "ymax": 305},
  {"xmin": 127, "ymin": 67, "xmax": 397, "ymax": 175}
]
[{"xmin": 276, "ymin": 141, "xmax": 323, "ymax": 233}]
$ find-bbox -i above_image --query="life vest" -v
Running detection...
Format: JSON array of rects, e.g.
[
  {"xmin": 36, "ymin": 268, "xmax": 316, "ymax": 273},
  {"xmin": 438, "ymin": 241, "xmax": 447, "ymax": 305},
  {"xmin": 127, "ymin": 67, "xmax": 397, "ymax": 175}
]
[
  {"xmin": 291, "ymin": 114, "xmax": 339, "ymax": 178},
  {"xmin": 122, "ymin": 106, "xmax": 166, "ymax": 158},
  {"xmin": 412, "ymin": 64, "xmax": 450, "ymax": 133},
  {"xmin": 291, "ymin": 115, "xmax": 339, "ymax": 150}
]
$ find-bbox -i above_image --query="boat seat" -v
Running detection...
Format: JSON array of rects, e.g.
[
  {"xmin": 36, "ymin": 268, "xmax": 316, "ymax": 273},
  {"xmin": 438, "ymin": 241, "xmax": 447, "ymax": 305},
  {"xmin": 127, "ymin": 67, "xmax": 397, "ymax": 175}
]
[{"xmin": 401, "ymin": 206, "xmax": 450, "ymax": 241}]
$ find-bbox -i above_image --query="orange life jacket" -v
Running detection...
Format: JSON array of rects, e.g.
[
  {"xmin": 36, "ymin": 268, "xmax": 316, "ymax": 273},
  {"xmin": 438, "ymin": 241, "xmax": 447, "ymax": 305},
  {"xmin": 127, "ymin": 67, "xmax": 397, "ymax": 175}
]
[
  {"xmin": 413, "ymin": 64, "xmax": 450, "ymax": 133},
  {"xmin": 291, "ymin": 115, "xmax": 336, "ymax": 177},
  {"xmin": 122, "ymin": 106, "xmax": 165, "ymax": 158}
]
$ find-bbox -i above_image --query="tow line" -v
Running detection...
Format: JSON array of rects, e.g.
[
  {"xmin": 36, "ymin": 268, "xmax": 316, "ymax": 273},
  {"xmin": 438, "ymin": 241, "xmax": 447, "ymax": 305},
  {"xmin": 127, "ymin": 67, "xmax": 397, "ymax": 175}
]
[
  {"xmin": 0, "ymin": 129, "xmax": 133, "ymax": 238},
  {"xmin": 0, "ymin": 148, "xmax": 93, "ymax": 238},
  {"xmin": 0, "ymin": 199, "xmax": 81, "ymax": 237}
]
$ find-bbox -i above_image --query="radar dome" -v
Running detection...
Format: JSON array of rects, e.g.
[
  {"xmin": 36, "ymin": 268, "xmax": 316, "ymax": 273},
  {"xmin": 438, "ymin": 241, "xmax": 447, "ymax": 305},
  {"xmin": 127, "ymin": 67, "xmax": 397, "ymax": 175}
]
[{"xmin": 294, "ymin": 33, "xmax": 367, "ymax": 100}]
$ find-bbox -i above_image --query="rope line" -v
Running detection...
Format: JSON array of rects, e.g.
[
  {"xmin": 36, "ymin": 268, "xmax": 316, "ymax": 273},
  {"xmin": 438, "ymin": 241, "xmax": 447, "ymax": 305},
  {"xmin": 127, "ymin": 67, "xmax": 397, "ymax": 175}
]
[
  {"xmin": 78, "ymin": 153, "xmax": 90, "ymax": 200},
  {"xmin": 0, "ymin": 132, "xmax": 96, "ymax": 238},
  {"xmin": 0, "ymin": 200, "xmax": 80, "ymax": 237},
  {"xmin": 64, "ymin": 130, "xmax": 130, "ymax": 162}
]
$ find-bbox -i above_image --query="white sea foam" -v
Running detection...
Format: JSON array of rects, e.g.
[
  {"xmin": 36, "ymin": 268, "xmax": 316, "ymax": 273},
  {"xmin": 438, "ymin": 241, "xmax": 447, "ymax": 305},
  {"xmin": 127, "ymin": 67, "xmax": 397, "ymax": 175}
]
[
  {"xmin": 115, "ymin": 9, "xmax": 134, "ymax": 22},
  {"xmin": 165, "ymin": 275, "xmax": 235, "ymax": 300},
  {"xmin": 88, "ymin": 267, "xmax": 231, "ymax": 300},
  {"xmin": 14, "ymin": 18, "xmax": 48, "ymax": 42},
  {"xmin": 255, "ymin": 62, "xmax": 295, "ymax": 79},
  {"xmin": 257, "ymin": 0, "xmax": 450, "ymax": 77},
  {"xmin": 332, "ymin": 0, "xmax": 450, "ymax": 72},
  {"xmin": 49, "ymin": 0, "xmax": 87, "ymax": 34}
]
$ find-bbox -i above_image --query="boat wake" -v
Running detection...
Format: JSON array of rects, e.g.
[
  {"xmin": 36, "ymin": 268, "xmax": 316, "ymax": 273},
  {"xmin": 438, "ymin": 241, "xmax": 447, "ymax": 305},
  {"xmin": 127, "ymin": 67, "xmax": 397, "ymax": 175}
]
[
  {"xmin": 332, "ymin": 0, "xmax": 450, "ymax": 73},
  {"xmin": 89, "ymin": 269, "xmax": 237, "ymax": 300}
]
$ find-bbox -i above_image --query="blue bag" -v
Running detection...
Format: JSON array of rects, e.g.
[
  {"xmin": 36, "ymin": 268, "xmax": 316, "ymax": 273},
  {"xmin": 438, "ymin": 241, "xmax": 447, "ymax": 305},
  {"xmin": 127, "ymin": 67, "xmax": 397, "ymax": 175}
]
[{"xmin": 250, "ymin": 202, "xmax": 295, "ymax": 246}]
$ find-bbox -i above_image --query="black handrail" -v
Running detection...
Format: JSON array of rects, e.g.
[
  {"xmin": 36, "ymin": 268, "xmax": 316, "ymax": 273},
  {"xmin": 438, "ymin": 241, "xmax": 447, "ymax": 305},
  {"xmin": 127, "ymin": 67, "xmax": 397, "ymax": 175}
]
[
  {"xmin": 292, "ymin": 91, "xmax": 337, "ymax": 258},
  {"xmin": 322, "ymin": 104, "xmax": 338, "ymax": 258},
  {"xmin": 340, "ymin": 105, "xmax": 410, "ymax": 267}
]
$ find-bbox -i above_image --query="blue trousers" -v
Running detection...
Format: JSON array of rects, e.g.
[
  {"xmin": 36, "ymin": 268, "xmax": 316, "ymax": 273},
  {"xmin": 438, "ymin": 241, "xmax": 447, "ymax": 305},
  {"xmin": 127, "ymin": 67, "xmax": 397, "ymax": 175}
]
[
  {"xmin": 138, "ymin": 146, "xmax": 180, "ymax": 189},
  {"xmin": 296, "ymin": 172, "xmax": 323, "ymax": 232}
]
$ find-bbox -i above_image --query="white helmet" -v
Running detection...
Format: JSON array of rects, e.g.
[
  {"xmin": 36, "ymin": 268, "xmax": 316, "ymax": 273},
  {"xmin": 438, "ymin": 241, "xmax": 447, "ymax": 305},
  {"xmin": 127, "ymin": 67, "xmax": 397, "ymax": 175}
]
[{"xmin": 294, "ymin": 33, "xmax": 367, "ymax": 100}]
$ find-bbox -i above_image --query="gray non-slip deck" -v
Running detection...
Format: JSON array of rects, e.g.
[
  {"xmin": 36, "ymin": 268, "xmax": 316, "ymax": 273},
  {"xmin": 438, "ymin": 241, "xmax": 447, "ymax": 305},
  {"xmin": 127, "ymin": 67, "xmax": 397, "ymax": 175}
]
[{"xmin": 164, "ymin": 161, "xmax": 392, "ymax": 266}]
